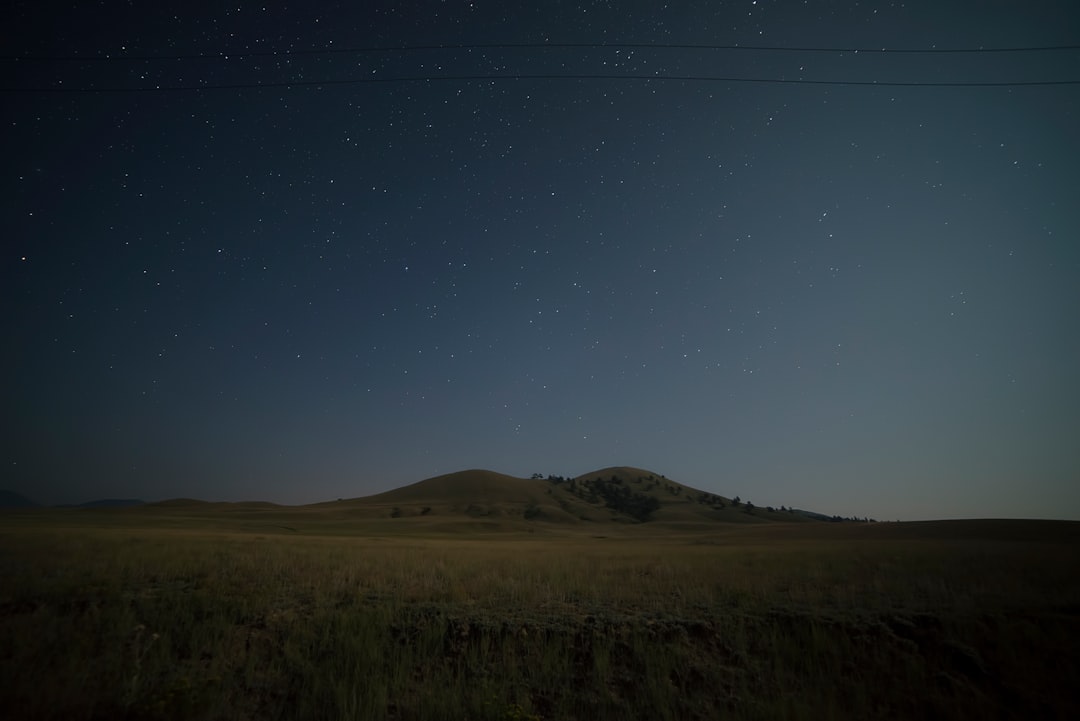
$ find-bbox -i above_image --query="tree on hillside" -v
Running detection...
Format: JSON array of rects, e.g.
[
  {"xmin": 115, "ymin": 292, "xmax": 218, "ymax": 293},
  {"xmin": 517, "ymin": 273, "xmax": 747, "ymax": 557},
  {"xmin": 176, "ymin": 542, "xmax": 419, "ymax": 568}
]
[{"xmin": 564, "ymin": 475, "xmax": 661, "ymax": 521}]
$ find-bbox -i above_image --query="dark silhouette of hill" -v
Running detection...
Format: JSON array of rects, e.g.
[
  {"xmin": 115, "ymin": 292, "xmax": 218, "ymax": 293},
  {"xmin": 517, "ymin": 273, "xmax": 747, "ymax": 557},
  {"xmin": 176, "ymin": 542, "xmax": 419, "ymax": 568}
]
[
  {"xmin": 2, "ymin": 492, "xmax": 144, "ymax": 510},
  {"xmin": 0, "ymin": 489, "xmax": 39, "ymax": 509},
  {"xmin": 55, "ymin": 498, "xmax": 147, "ymax": 509},
  {"xmin": 144, "ymin": 498, "xmax": 283, "ymax": 510}
]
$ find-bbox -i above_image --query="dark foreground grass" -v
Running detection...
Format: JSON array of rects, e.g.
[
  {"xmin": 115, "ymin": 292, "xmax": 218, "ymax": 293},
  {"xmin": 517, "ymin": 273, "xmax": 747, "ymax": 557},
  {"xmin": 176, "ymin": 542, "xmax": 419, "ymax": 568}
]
[{"xmin": 1, "ymin": 518, "xmax": 1078, "ymax": 720}]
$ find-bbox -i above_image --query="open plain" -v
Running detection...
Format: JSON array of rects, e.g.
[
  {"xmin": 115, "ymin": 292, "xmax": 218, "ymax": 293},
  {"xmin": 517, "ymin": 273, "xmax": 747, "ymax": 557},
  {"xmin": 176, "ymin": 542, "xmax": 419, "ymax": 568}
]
[{"xmin": 2, "ymin": 472, "xmax": 1079, "ymax": 720}]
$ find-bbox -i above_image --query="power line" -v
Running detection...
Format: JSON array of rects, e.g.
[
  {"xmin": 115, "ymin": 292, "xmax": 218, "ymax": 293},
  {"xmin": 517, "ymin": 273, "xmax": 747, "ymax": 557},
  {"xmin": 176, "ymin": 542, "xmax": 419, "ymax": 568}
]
[
  {"xmin": 7, "ymin": 39, "xmax": 1075, "ymax": 92},
  {"xmin": 5, "ymin": 72, "xmax": 1078, "ymax": 94},
  {"xmin": 3, "ymin": 41, "xmax": 1080, "ymax": 63}
]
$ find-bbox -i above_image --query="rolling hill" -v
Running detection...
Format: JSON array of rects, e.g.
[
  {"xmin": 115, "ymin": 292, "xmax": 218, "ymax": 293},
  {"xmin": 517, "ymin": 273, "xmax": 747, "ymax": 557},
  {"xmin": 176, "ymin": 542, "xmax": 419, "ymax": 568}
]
[{"xmin": 311, "ymin": 466, "xmax": 822, "ymax": 527}]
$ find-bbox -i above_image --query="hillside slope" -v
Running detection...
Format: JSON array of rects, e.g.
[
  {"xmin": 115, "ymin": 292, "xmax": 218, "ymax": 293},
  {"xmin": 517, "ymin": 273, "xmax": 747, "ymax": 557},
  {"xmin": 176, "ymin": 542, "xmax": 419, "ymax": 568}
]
[
  {"xmin": 563, "ymin": 467, "xmax": 813, "ymax": 525},
  {"xmin": 316, "ymin": 467, "xmax": 816, "ymax": 527},
  {"xmin": 0, "ymin": 489, "xmax": 39, "ymax": 509},
  {"xmin": 314, "ymin": 469, "xmax": 595, "ymax": 523}
]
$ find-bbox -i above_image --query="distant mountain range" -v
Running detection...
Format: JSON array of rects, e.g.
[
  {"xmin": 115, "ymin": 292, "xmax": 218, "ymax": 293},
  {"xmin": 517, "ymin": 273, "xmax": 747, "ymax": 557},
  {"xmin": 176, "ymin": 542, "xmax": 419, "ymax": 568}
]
[
  {"xmin": 0, "ymin": 489, "xmax": 38, "ymax": 508},
  {"xmin": 0, "ymin": 490, "xmax": 145, "ymax": 510},
  {"xmin": 59, "ymin": 498, "xmax": 147, "ymax": 509}
]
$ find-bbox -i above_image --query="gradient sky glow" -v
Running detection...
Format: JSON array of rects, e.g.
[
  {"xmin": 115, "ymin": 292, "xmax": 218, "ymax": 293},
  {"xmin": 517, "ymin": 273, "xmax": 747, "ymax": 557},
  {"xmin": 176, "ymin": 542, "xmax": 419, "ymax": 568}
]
[{"xmin": 4, "ymin": 2, "xmax": 1079, "ymax": 520}]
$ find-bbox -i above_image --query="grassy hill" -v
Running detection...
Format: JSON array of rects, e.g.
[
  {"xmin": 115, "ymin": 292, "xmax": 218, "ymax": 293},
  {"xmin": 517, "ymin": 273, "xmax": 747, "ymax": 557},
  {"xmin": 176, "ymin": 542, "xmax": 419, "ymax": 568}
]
[
  {"xmin": 357, "ymin": 469, "xmax": 588, "ymax": 521},
  {"xmin": 0, "ymin": 467, "xmax": 846, "ymax": 535},
  {"xmin": 567, "ymin": 466, "xmax": 817, "ymax": 525},
  {"xmin": 299, "ymin": 466, "xmax": 824, "ymax": 531},
  {"xmin": 307, "ymin": 469, "xmax": 601, "ymax": 527}
]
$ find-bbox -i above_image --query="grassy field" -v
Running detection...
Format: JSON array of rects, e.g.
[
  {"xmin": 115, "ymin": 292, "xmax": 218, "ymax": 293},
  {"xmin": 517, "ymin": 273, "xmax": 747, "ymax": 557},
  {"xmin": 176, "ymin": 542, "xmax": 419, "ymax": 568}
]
[{"xmin": 1, "ymin": 511, "xmax": 1078, "ymax": 720}]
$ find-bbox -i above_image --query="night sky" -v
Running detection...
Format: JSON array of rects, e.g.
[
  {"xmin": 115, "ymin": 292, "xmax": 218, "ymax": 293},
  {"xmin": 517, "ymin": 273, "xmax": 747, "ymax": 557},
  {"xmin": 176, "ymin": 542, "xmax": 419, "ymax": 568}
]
[{"xmin": 4, "ymin": 2, "xmax": 1079, "ymax": 520}]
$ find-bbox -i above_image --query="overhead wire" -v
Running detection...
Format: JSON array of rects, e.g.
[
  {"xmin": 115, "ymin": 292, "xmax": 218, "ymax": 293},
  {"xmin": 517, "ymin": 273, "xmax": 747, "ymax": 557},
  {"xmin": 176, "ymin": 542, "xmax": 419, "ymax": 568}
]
[
  {"xmin": 6, "ymin": 74, "xmax": 1079, "ymax": 94},
  {"xmin": 2, "ymin": 41, "xmax": 1077, "ymax": 93},
  {"xmin": 3, "ymin": 40, "xmax": 1079, "ymax": 62}
]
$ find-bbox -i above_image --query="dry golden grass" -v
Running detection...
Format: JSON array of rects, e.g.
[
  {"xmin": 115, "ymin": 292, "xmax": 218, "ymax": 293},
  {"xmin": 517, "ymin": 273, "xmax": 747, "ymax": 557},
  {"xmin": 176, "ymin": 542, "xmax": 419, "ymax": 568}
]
[{"xmin": 1, "ymin": 510, "xmax": 1078, "ymax": 720}]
